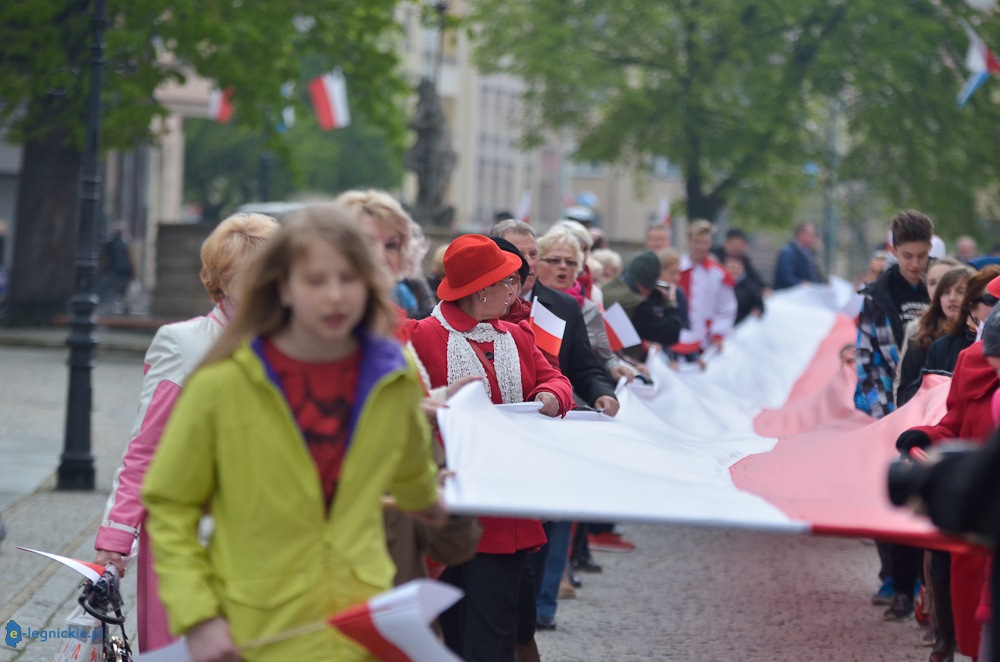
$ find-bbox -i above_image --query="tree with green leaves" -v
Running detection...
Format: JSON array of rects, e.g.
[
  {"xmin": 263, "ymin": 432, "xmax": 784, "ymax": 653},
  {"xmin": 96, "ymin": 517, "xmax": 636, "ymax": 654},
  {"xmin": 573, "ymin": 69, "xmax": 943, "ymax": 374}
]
[
  {"xmin": 468, "ymin": 0, "xmax": 1000, "ymax": 235},
  {"xmin": 0, "ymin": 0, "xmax": 407, "ymax": 322}
]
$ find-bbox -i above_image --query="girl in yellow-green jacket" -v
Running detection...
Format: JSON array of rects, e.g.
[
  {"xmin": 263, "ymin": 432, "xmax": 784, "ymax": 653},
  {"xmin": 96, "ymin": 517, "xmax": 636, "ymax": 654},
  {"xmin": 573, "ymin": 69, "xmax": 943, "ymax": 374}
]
[{"xmin": 142, "ymin": 205, "xmax": 446, "ymax": 662}]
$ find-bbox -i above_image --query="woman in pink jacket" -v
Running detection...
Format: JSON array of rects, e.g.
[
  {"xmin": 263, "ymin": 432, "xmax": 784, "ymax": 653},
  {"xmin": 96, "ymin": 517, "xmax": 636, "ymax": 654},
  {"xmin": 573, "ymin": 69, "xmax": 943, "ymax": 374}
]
[{"xmin": 93, "ymin": 212, "xmax": 278, "ymax": 652}]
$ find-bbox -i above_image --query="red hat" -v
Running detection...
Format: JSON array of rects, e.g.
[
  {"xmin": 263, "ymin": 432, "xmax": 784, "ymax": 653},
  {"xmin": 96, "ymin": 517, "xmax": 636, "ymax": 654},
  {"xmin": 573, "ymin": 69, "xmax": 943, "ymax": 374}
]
[
  {"xmin": 437, "ymin": 234, "xmax": 524, "ymax": 302},
  {"xmin": 987, "ymin": 274, "xmax": 1000, "ymax": 300}
]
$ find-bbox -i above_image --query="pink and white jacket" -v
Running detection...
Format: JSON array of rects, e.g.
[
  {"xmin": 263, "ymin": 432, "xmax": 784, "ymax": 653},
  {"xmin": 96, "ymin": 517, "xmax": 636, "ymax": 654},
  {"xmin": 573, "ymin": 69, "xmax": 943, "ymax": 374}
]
[
  {"xmin": 676, "ymin": 255, "xmax": 738, "ymax": 352},
  {"xmin": 95, "ymin": 307, "xmax": 227, "ymax": 554}
]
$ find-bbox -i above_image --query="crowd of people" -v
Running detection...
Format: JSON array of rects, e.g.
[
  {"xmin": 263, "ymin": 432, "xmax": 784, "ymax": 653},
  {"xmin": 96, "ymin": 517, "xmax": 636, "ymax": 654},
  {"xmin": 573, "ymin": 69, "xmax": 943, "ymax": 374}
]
[{"xmin": 89, "ymin": 194, "xmax": 1000, "ymax": 662}]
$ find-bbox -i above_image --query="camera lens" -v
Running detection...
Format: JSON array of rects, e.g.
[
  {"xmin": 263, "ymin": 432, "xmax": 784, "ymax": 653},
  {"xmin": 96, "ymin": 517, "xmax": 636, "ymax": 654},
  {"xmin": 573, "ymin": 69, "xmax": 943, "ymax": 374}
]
[{"xmin": 887, "ymin": 460, "xmax": 928, "ymax": 507}]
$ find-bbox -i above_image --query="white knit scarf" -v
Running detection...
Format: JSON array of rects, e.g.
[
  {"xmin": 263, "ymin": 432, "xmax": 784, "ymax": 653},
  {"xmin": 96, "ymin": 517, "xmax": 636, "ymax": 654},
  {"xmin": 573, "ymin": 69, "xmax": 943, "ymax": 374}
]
[{"xmin": 431, "ymin": 303, "xmax": 524, "ymax": 404}]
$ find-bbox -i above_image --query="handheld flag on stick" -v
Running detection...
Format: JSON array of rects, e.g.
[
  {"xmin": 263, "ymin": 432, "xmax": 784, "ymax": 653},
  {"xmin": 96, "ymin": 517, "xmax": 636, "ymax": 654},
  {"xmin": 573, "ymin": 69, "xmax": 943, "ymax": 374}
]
[
  {"xmin": 957, "ymin": 18, "xmax": 1000, "ymax": 107},
  {"xmin": 137, "ymin": 580, "xmax": 463, "ymax": 662},
  {"xmin": 603, "ymin": 302, "xmax": 642, "ymax": 351},
  {"xmin": 17, "ymin": 547, "xmax": 106, "ymax": 583},
  {"xmin": 657, "ymin": 196, "xmax": 672, "ymax": 229},
  {"xmin": 329, "ymin": 579, "xmax": 463, "ymax": 661},
  {"xmin": 530, "ymin": 298, "xmax": 566, "ymax": 357},
  {"xmin": 516, "ymin": 190, "xmax": 532, "ymax": 223},
  {"xmin": 309, "ymin": 71, "xmax": 351, "ymax": 130}
]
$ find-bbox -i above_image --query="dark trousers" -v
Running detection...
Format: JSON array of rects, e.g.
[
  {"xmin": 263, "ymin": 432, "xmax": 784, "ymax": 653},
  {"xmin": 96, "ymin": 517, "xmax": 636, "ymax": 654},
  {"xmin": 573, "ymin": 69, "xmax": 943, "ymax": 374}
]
[
  {"xmin": 440, "ymin": 551, "xmax": 527, "ymax": 662},
  {"xmin": 571, "ymin": 521, "xmax": 611, "ymax": 561},
  {"xmin": 516, "ymin": 552, "xmax": 538, "ymax": 645},
  {"xmin": 876, "ymin": 540, "xmax": 893, "ymax": 581},
  {"xmin": 890, "ymin": 543, "xmax": 924, "ymax": 595}
]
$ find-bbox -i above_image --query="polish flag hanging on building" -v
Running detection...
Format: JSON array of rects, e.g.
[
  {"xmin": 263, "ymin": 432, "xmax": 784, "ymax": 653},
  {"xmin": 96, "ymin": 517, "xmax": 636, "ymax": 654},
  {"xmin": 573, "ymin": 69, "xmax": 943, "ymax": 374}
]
[
  {"xmin": 530, "ymin": 297, "xmax": 566, "ymax": 357},
  {"xmin": 309, "ymin": 71, "xmax": 351, "ymax": 130},
  {"xmin": 208, "ymin": 87, "xmax": 234, "ymax": 123},
  {"xmin": 516, "ymin": 189, "xmax": 532, "ymax": 223},
  {"xmin": 603, "ymin": 302, "xmax": 642, "ymax": 351},
  {"xmin": 957, "ymin": 18, "xmax": 1000, "ymax": 107}
]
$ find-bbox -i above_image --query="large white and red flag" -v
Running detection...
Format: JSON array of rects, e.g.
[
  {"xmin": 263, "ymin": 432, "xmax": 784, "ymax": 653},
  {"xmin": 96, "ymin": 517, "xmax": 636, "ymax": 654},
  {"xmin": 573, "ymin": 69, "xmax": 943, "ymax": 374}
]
[
  {"xmin": 438, "ymin": 281, "xmax": 975, "ymax": 552},
  {"xmin": 308, "ymin": 71, "xmax": 351, "ymax": 130}
]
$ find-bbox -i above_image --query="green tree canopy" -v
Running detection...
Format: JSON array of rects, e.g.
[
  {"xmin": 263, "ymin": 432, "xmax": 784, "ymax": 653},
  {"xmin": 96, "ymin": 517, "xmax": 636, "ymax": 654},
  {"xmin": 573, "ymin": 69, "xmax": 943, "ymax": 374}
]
[
  {"xmin": 0, "ymin": 0, "xmax": 408, "ymax": 321},
  {"xmin": 468, "ymin": 0, "xmax": 1000, "ymax": 235}
]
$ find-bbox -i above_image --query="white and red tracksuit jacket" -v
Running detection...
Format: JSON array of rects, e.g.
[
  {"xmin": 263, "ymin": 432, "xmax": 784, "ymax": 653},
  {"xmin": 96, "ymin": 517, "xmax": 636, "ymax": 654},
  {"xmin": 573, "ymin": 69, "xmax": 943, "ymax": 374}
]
[
  {"xmin": 674, "ymin": 255, "xmax": 738, "ymax": 354},
  {"xmin": 96, "ymin": 307, "xmax": 227, "ymax": 554}
]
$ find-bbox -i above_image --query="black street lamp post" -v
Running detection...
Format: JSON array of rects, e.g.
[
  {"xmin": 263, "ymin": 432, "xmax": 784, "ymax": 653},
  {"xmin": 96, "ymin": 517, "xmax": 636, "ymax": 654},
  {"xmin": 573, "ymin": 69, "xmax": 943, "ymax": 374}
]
[{"xmin": 58, "ymin": 0, "xmax": 106, "ymax": 490}]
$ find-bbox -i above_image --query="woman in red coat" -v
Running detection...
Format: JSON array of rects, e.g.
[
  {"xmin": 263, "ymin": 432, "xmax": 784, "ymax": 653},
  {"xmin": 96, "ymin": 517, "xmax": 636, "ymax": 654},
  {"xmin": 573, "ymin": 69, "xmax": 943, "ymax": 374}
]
[
  {"xmin": 405, "ymin": 234, "xmax": 573, "ymax": 662},
  {"xmin": 898, "ymin": 283, "xmax": 1000, "ymax": 660}
]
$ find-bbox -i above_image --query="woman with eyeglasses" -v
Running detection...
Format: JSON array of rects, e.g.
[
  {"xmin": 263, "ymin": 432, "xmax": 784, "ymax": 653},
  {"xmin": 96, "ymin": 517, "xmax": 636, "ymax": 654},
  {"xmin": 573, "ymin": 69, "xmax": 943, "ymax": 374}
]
[
  {"xmin": 537, "ymin": 228, "xmax": 638, "ymax": 384},
  {"xmin": 404, "ymin": 234, "xmax": 572, "ymax": 662}
]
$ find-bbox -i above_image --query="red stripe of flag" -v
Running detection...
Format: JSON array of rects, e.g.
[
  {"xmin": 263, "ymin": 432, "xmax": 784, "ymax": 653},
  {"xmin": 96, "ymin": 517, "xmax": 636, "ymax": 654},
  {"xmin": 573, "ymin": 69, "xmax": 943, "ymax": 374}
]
[{"xmin": 329, "ymin": 602, "xmax": 412, "ymax": 661}]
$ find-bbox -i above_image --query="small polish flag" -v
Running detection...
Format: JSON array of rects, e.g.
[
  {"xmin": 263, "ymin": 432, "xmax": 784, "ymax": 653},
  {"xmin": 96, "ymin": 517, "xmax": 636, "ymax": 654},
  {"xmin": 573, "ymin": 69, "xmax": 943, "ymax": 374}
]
[
  {"xmin": 208, "ymin": 87, "xmax": 234, "ymax": 123},
  {"xmin": 657, "ymin": 196, "xmax": 672, "ymax": 228},
  {"xmin": 309, "ymin": 71, "xmax": 351, "ymax": 130},
  {"xmin": 516, "ymin": 189, "xmax": 532, "ymax": 223},
  {"xmin": 140, "ymin": 580, "xmax": 463, "ymax": 662},
  {"xmin": 330, "ymin": 580, "xmax": 463, "ymax": 661},
  {"xmin": 530, "ymin": 298, "xmax": 566, "ymax": 357},
  {"xmin": 18, "ymin": 547, "xmax": 106, "ymax": 583},
  {"xmin": 603, "ymin": 302, "xmax": 642, "ymax": 351}
]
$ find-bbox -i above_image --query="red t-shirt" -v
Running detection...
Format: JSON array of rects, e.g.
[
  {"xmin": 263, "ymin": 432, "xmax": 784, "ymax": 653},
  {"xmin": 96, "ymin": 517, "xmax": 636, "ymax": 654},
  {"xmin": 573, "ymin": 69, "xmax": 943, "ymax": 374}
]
[{"xmin": 262, "ymin": 337, "xmax": 360, "ymax": 510}]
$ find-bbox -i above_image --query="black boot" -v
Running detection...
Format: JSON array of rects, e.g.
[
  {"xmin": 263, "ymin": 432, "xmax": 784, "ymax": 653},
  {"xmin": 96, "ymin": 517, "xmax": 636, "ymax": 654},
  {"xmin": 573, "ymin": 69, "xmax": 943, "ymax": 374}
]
[{"xmin": 928, "ymin": 577, "xmax": 955, "ymax": 662}]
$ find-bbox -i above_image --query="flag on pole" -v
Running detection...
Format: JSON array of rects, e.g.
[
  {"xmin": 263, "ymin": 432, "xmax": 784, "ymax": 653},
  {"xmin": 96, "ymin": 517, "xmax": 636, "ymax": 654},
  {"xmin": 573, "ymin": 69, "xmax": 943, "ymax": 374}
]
[
  {"xmin": 516, "ymin": 189, "xmax": 532, "ymax": 223},
  {"xmin": 530, "ymin": 297, "xmax": 566, "ymax": 357},
  {"xmin": 603, "ymin": 302, "xmax": 642, "ymax": 351},
  {"xmin": 957, "ymin": 18, "xmax": 1000, "ymax": 107},
  {"xmin": 308, "ymin": 71, "xmax": 351, "ymax": 130},
  {"xmin": 208, "ymin": 87, "xmax": 234, "ymax": 123}
]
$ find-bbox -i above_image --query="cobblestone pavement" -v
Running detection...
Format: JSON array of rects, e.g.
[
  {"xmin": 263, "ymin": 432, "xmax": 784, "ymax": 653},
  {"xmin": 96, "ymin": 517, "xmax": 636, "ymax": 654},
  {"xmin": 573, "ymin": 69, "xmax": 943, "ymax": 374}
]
[{"xmin": 0, "ymin": 343, "xmax": 973, "ymax": 661}]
